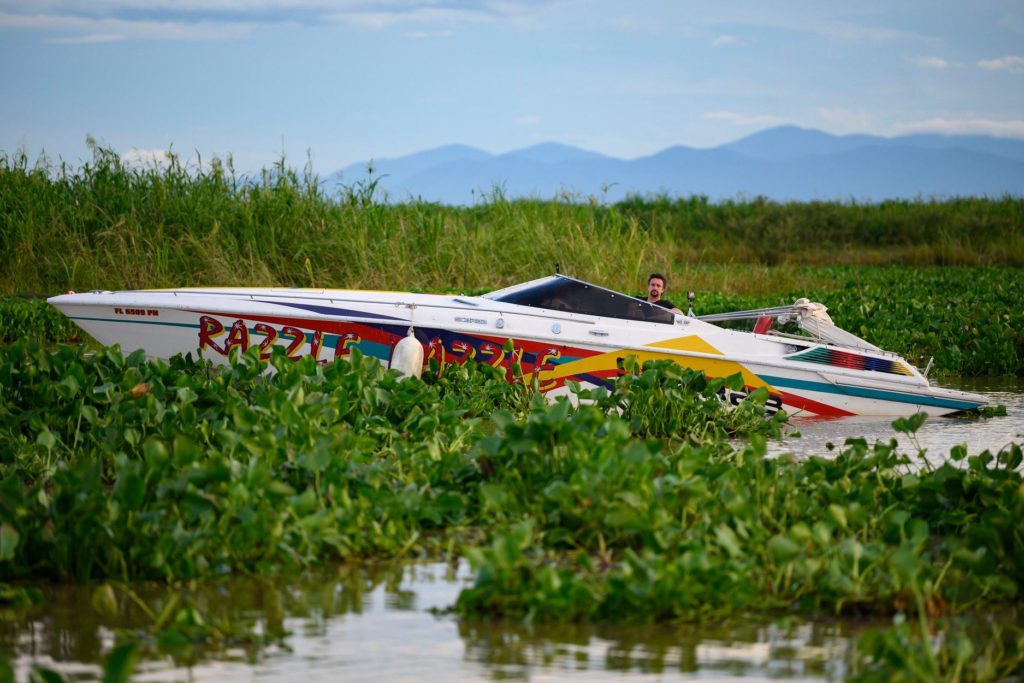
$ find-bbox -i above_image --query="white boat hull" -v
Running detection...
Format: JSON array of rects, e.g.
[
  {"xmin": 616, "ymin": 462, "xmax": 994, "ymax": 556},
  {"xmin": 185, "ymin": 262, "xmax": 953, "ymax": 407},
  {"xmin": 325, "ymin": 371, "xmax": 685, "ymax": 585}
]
[{"xmin": 48, "ymin": 283, "xmax": 987, "ymax": 418}]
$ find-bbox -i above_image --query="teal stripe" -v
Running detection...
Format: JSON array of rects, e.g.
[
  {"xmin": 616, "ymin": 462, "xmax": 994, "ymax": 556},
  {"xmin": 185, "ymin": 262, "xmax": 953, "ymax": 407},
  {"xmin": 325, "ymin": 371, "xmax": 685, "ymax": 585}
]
[
  {"xmin": 71, "ymin": 316, "xmax": 198, "ymax": 329},
  {"xmin": 348, "ymin": 339, "xmax": 391, "ymax": 361},
  {"xmin": 788, "ymin": 348, "xmax": 830, "ymax": 362},
  {"xmin": 761, "ymin": 374, "xmax": 980, "ymax": 411}
]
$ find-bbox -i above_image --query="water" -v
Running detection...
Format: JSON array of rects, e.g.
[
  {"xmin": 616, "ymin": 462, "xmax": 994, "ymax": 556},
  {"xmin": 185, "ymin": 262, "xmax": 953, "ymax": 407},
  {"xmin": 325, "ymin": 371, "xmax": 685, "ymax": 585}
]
[
  {"xmin": 4, "ymin": 563, "xmax": 875, "ymax": 682},
  {"xmin": 767, "ymin": 379, "xmax": 1024, "ymax": 462}
]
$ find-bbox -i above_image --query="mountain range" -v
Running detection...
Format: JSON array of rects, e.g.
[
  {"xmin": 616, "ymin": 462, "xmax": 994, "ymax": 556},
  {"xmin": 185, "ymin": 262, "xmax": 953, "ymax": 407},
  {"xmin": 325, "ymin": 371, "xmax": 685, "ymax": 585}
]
[{"xmin": 327, "ymin": 126, "xmax": 1024, "ymax": 205}]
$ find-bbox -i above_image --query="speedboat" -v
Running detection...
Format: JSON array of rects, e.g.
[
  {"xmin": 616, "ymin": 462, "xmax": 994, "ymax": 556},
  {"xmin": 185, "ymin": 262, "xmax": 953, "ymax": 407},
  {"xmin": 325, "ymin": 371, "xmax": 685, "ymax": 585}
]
[{"xmin": 47, "ymin": 274, "xmax": 987, "ymax": 417}]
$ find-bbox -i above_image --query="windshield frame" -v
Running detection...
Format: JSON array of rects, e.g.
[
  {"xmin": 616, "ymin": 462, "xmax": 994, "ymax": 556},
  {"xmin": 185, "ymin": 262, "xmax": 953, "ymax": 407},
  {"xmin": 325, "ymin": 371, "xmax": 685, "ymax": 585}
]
[{"xmin": 485, "ymin": 275, "xmax": 677, "ymax": 325}]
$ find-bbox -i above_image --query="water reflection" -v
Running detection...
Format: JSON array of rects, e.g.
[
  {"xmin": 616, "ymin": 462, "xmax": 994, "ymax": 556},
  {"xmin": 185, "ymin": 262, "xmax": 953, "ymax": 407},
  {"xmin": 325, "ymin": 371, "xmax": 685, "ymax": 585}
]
[
  {"xmin": 768, "ymin": 379, "xmax": 1024, "ymax": 461},
  {"xmin": 2, "ymin": 565, "xmax": 408, "ymax": 680},
  {"xmin": 456, "ymin": 618, "xmax": 865, "ymax": 681},
  {"xmin": 2, "ymin": 563, "xmax": 882, "ymax": 682}
]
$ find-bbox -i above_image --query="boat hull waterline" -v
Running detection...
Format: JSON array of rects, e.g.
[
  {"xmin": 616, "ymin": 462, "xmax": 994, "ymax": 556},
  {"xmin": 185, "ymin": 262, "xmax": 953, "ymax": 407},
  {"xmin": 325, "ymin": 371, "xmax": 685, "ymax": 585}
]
[{"xmin": 47, "ymin": 278, "xmax": 987, "ymax": 418}]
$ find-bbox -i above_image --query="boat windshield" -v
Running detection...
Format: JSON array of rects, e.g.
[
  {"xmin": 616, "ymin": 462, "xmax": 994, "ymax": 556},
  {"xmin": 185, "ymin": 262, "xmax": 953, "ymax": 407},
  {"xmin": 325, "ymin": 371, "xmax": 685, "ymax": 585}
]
[{"xmin": 488, "ymin": 276, "xmax": 676, "ymax": 325}]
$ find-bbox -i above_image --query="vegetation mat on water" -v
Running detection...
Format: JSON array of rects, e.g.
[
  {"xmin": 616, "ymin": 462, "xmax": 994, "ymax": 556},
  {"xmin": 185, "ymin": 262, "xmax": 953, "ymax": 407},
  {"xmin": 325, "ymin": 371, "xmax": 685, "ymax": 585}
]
[
  {"xmin": 0, "ymin": 340, "xmax": 1021, "ymax": 680},
  {"xmin": 0, "ymin": 340, "xmax": 1016, "ymax": 609},
  {"xmin": 0, "ymin": 296, "xmax": 84, "ymax": 345},
  {"xmin": 0, "ymin": 341, "xmax": 779, "ymax": 581}
]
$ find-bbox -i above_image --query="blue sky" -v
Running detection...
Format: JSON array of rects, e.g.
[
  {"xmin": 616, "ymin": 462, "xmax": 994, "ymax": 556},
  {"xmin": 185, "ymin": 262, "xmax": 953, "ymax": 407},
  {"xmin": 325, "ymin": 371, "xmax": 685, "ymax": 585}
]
[{"xmin": 1, "ymin": 1, "xmax": 1022, "ymax": 174}]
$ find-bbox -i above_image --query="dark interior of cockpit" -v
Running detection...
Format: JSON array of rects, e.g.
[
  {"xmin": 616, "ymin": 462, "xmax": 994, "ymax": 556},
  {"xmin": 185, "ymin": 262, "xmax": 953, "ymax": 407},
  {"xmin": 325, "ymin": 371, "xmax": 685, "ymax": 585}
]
[{"xmin": 491, "ymin": 277, "xmax": 676, "ymax": 324}]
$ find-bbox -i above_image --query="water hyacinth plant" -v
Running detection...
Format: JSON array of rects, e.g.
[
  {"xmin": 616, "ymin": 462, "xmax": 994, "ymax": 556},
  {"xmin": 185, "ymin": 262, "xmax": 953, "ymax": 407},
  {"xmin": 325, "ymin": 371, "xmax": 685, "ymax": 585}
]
[
  {"xmin": 0, "ymin": 341, "xmax": 780, "ymax": 579},
  {"xmin": 0, "ymin": 339, "xmax": 1021, "ymax": 678},
  {"xmin": 0, "ymin": 339, "xmax": 1017, "ymax": 612},
  {"xmin": 0, "ymin": 296, "xmax": 82, "ymax": 344}
]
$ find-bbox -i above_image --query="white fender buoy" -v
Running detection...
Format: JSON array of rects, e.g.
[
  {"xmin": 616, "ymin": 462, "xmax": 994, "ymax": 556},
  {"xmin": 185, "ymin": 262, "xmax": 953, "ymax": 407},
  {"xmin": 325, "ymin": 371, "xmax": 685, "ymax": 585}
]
[{"xmin": 390, "ymin": 327, "xmax": 424, "ymax": 379}]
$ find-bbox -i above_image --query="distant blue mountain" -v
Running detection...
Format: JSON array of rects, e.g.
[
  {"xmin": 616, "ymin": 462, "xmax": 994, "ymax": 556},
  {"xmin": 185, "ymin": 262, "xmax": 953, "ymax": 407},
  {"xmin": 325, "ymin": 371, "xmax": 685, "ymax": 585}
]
[
  {"xmin": 720, "ymin": 126, "xmax": 881, "ymax": 162},
  {"xmin": 326, "ymin": 126, "xmax": 1024, "ymax": 204},
  {"xmin": 502, "ymin": 142, "xmax": 611, "ymax": 164}
]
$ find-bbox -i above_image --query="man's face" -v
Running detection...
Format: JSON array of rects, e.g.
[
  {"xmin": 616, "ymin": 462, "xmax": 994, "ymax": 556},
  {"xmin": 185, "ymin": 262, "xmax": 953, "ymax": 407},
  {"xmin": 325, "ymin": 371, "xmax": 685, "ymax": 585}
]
[{"xmin": 648, "ymin": 277, "xmax": 665, "ymax": 300}]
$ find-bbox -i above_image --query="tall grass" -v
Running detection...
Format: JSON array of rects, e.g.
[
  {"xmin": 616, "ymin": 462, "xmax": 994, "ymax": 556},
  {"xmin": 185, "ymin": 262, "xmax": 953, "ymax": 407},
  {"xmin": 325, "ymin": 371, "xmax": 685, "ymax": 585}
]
[
  {"xmin": 616, "ymin": 194, "xmax": 1024, "ymax": 267},
  {"xmin": 1, "ymin": 145, "xmax": 1022, "ymax": 297}
]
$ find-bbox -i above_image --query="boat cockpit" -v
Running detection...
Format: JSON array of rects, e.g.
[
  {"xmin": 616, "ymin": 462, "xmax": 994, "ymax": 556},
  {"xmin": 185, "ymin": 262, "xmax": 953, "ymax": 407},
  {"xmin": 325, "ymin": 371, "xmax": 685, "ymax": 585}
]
[{"xmin": 485, "ymin": 275, "xmax": 677, "ymax": 325}]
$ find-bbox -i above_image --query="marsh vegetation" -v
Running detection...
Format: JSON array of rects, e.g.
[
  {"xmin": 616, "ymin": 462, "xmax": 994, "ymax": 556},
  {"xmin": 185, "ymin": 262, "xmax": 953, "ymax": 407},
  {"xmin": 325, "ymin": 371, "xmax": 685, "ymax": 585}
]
[{"xmin": 0, "ymin": 149, "xmax": 1021, "ymax": 681}]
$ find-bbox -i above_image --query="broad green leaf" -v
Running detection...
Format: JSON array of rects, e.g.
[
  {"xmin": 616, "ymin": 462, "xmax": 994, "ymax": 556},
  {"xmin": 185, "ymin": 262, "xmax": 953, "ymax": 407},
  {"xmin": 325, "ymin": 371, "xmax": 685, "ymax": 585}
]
[
  {"xmin": 103, "ymin": 642, "xmax": 139, "ymax": 683},
  {"xmin": 767, "ymin": 535, "xmax": 801, "ymax": 562},
  {"xmin": 91, "ymin": 584, "xmax": 118, "ymax": 619},
  {"xmin": 36, "ymin": 429, "xmax": 56, "ymax": 450},
  {"xmin": 0, "ymin": 524, "xmax": 20, "ymax": 561},
  {"xmin": 714, "ymin": 524, "xmax": 742, "ymax": 558}
]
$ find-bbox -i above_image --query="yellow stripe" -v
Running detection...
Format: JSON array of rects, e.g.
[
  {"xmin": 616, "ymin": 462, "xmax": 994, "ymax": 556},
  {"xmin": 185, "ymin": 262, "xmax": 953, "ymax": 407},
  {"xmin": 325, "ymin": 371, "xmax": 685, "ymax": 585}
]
[
  {"xmin": 539, "ymin": 335, "xmax": 770, "ymax": 389},
  {"xmin": 647, "ymin": 335, "xmax": 724, "ymax": 355}
]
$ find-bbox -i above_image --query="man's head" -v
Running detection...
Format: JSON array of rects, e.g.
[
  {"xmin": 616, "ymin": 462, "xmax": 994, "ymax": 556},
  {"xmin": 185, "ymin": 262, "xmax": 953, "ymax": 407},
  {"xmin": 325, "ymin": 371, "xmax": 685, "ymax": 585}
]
[{"xmin": 647, "ymin": 273, "xmax": 666, "ymax": 301}]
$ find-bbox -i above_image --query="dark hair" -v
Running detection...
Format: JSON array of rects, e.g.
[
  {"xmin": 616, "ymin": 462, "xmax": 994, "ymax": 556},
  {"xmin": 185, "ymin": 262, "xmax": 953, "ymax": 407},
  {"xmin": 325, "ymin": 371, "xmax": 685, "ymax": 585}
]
[{"xmin": 648, "ymin": 273, "xmax": 666, "ymax": 287}]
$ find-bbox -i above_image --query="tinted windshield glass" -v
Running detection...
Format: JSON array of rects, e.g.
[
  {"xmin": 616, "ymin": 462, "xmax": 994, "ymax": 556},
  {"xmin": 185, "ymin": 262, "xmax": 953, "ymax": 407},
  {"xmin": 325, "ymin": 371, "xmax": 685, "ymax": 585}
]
[{"xmin": 492, "ymin": 277, "xmax": 676, "ymax": 324}]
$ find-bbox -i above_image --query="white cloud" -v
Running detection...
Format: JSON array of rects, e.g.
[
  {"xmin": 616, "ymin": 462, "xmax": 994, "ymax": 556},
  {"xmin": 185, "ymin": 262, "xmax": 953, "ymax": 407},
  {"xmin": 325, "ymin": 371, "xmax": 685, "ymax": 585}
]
[
  {"xmin": 606, "ymin": 8, "xmax": 927, "ymax": 44},
  {"xmin": 893, "ymin": 117, "xmax": 1024, "ymax": 138},
  {"xmin": 328, "ymin": 1, "xmax": 567, "ymax": 31},
  {"xmin": 49, "ymin": 32, "xmax": 125, "ymax": 43},
  {"xmin": 977, "ymin": 55, "xmax": 1024, "ymax": 73},
  {"xmin": 913, "ymin": 56, "xmax": 947, "ymax": 70},
  {"xmin": 702, "ymin": 111, "xmax": 788, "ymax": 127},
  {"xmin": 329, "ymin": 7, "xmax": 486, "ymax": 30},
  {"xmin": 0, "ymin": 11, "xmax": 252, "ymax": 41},
  {"xmin": 0, "ymin": 1, "xmax": 482, "ymax": 14},
  {"xmin": 711, "ymin": 34, "xmax": 737, "ymax": 47},
  {"xmin": 705, "ymin": 9, "xmax": 935, "ymax": 45},
  {"xmin": 516, "ymin": 115, "xmax": 540, "ymax": 126},
  {"xmin": 0, "ymin": 1, "xmax": 564, "ymax": 41}
]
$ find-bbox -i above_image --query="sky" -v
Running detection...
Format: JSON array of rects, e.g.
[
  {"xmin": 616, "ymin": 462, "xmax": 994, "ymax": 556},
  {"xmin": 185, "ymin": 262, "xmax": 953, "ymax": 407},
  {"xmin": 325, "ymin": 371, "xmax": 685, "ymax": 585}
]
[{"xmin": 1, "ymin": 0, "xmax": 1023, "ymax": 175}]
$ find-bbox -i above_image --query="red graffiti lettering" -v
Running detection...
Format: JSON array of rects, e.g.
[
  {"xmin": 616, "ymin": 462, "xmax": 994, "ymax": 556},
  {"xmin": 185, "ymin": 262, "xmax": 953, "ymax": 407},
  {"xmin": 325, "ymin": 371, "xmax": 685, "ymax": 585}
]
[
  {"xmin": 281, "ymin": 326, "xmax": 305, "ymax": 359},
  {"xmin": 198, "ymin": 316, "xmax": 226, "ymax": 354},
  {"xmin": 334, "ymin": 332, "xmax": 360, "ymax": 358},
  {"xmin": 225, "ymin": 319, "xmax": 250, "ymax": 354},
  {"xmin": 534, "ymin": 347, "xmax": 562, "ymax": 391},
  {"xmin": 506, "ymin": 345, "xmax": 524, "ymax": 382},
  {"xmin": 478, "ymin": 342, "xmax": 505, "ymax": 369},
  {"xmin": 254, "ymin": 323, "xmax": 278, "ymax": 359},
  {"xmin": 427, "ymin": 338, "xmax": 446, "ymax": 368},
  {"xmin": 310, "ymin": 330, "xmax": 325, "ymax": 362},
  {"xmin": 450, "ymin": 340, "xmax": 477, "ymax": 365}
]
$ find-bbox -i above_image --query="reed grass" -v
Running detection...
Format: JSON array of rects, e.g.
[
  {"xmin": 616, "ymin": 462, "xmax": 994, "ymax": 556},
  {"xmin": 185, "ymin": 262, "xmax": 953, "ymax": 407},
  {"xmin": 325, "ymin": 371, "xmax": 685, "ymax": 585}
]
[{"xmin": 1, "ymin": 145, "xmax": 1022, "ymax": 298}]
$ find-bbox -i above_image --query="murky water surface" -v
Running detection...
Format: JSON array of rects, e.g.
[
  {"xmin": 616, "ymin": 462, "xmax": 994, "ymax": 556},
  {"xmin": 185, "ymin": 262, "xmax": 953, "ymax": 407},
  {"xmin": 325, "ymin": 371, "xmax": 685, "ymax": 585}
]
[
  {"xmin": 767, "ymin": 379, "xmax": 1024, "ymax": 462},
  {"xmin": 4, "ymin": 563, "xmax": 879, "ymax": 682}
]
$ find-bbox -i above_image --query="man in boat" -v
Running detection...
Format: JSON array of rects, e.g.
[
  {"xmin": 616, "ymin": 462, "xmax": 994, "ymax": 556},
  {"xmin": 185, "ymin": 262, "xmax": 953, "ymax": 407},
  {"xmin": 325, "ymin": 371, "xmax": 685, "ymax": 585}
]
[{"xmin": 646, "ymin": 273, "xmax": 683, "ymax": 313}]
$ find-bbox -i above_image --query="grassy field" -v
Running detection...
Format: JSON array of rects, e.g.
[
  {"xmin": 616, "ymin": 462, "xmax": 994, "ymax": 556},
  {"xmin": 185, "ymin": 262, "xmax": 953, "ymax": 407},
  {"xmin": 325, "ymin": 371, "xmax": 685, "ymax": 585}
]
[{"xmin": 2, "ymin": 146, "xmax": 1023, "ymax": 297}]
